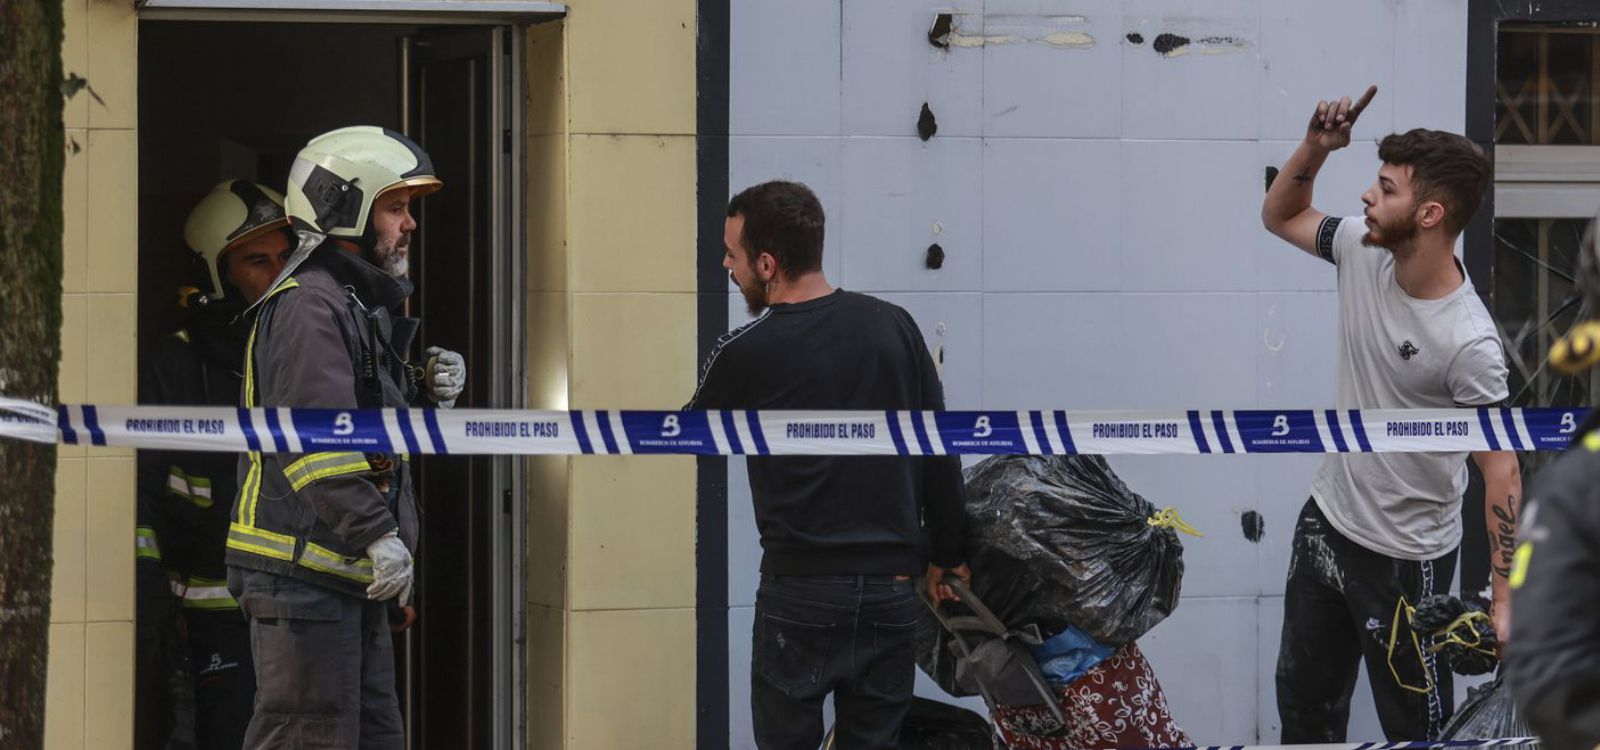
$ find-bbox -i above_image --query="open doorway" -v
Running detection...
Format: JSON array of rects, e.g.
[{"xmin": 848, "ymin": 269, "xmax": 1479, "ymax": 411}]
[{"xmin": 137, "ymin": 19, "xmax": 523, "ymax": 748}]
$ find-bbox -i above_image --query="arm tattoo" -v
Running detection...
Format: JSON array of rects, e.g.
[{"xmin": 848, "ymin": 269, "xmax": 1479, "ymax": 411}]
[
  {"xmin": 1491, "ymin": 499, "xmax": 1518, "ymax": 579},
  {"xmin": 1292, "ymin": 169, "xmax": 1313, "ymax": 185}
]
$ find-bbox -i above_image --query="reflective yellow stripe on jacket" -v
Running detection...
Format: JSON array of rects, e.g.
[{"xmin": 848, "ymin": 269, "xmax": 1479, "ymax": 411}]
[
  {"xmin": 232, "ymin": 278, "xmax": 297, "ymax": 541},
  {"xmin": 282, "ymin": 452, "xmax": 370, "ymax": 492},
  {"xmin": 135, "ymin": 527, "xmax": 162, "ymax": 562},
  {"xmin": 242, "ymin": 278, "xmax": 298, "ymax": 410},
  {"xmin": 299, "ymin": 543, "xmax": 375, "ymax": 584},
  {"xmin": 227, "ymin": 522, "xmax": 295, "ymax": 561},
  {"xmin": 172, "ymin": 576, "xmax": 239, "ymax": 610},
  {"xmin": 167, "ymin": 466, "xmax": 214, "ymax": 508}
]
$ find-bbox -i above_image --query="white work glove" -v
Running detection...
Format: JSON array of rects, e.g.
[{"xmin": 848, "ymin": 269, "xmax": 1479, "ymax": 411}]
[
  {"xmin": 424, "ymin": 346, "xmax": 465, "ymax": 409},
  {"xmin": 365, "ymin": 531, "xmax": 413, "ymax": 606}
]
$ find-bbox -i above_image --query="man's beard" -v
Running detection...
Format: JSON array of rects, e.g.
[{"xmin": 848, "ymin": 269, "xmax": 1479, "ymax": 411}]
[
  {"xmin": 733, "ymin": 270, "xmax": 767, "ymax": 316},
  {"xmin": 373, "ymin": 236, "xmax": 410, "ymax": 278},
  {"xmin": 1361, "ymin": 210, "xmax": 1420, "ymax": 256}
]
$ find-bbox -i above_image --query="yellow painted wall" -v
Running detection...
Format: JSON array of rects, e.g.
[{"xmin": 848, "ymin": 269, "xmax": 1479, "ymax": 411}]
[
  {"xmin": 48, "ymin": 0, "xmax": 139, "ymax": 747},
  {"xmin": 523, "ymin": 0, "xmax": 701, "ymax": 746}
]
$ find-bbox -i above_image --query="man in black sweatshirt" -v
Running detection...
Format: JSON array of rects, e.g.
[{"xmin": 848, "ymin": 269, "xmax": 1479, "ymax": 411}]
[{"xmin": 688, "ymin": 181, "xmax": 970, "ymax": 749}]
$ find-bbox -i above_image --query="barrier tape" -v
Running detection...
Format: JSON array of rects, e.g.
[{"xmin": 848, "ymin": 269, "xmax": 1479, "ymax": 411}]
[{"xmin": 1, "ymin": 398, "xmax": 1588, "ymax": 456}]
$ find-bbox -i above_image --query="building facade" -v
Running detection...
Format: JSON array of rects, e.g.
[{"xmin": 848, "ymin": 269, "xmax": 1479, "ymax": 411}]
[{"xmin": 44, "ymin": 0, "xmax": 1600, "ymax": 747}]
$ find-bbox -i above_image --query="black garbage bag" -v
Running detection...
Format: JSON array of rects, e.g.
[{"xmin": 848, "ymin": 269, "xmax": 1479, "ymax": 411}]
[
  {"xmin": 1410, "ymin": 594, "xmax": 1498, "ymax": 676},
  {"xmin": 962, "ymin": 455, "xmax": 1184, "ymax": 644},
  {"xmin": 1440, "ymin": 676, "xmax": 1537, "ymax": 746},
  {"xmin": 917, "ymin": 455, "xmax": 1185, "ymax": 697},
  {"xmin": 899, "ymin": 697, "xmax": 999, "ymax": 750}
]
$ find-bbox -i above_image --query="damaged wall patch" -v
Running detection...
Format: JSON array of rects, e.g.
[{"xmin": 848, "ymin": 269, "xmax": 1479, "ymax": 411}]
[
  {"xmin": 1151, "ymin": 32, "xmax": 1250, "ymax": 57},
  {"xmin": 1241, "ymin": 510, "xmax": 1265, "ymax": 543},
  {"xmin": 937, "ymin": 14, "xmax": 1096, "ymax": 50},
  {"xmin": 917, "ymin": 103, "xmax": 937, "ymax": 141}
]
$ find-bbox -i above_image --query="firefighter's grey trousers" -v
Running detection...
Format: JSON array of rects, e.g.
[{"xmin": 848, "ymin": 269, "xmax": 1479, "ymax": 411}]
[{"xmin": 229, "ymin": 568, "xmax": 403, "ymax": 749}]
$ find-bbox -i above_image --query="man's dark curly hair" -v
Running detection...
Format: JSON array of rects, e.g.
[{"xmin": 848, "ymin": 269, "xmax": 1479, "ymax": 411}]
[
  {"xmin": 1377, "ymin": 129, "xmax": 1492, "ymax": 236},
  {"xmin": 726, "ymin": 180, "xmax": 825, "ymax": 279}
]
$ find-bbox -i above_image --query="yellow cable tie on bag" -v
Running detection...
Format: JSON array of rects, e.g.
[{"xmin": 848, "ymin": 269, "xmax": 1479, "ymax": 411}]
[
  {"xmin": 1386, "ymin": 598, "xmax": 1436, "ymax": 696},
  {"xmin": 1425, "ymin": 610, "xmax": 1498, "ymax": 660},
  {"xmin": 1147, "ymin": 507, "xmax": 1203, "ymax": 537}
]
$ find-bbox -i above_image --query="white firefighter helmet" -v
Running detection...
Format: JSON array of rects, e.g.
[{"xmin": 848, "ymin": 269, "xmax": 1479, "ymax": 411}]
[
  {"xmin": 283, "ymin": 126, "xmax": 443, "ymax": 242},
  {"xmin": 182, "ymin": 180, "xmax": 290, "ymax": 301}
]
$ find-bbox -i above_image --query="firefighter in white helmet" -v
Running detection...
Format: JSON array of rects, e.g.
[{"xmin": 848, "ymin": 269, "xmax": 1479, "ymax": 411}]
[
  {"xmin": 225, "ymin": 127, "xmax": 462, "ymax": 748},
  {"xmin": 136, "ymin": 180, "xmax": 293, "ymax": 750}
]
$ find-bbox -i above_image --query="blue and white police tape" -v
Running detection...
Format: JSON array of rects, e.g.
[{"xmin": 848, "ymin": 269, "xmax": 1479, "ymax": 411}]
[{"xmin": 0, "ymin": 397, "xmax": 1589, "ymax": 456}]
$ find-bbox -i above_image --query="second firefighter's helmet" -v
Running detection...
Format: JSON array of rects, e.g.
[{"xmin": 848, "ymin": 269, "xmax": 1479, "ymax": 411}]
[
  {"xmin": 183, "ymin": 180, "xmax": 290, "ymax": 301},
  {"xmin": 1551, "ymin": 210, "xmax": 1600, "ymax": 375},
  {"xmin": 284, "ymin": 126, "xmax": 442, "ymax": 242}
]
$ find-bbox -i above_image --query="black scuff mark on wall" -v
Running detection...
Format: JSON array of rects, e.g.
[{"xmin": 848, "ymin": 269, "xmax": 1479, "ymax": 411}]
[
  {"xmin": 925, "ymin": 243, "xmax": 946, "ymax": 270},
  {"xmin": 1265, "ymin": 166, "xmax": 1279, "ymax": 193},
  {"xmin": 1125, "ymin": 32, "xmax": 1145, "ymax": 45},
  {"xmin": 1242, "ymin": 510, "xmax": 1265, "ymax": 543},
  {"xmin": 1152, "ymin": 32, "xmax": 1190, "ymax": 56},
  {"xmin": 918, "ymin": 102, "xmax": 938, "ymax": 141},
  {"xmin": 929, "ymin": 12, "xmax": 954, "ymax": 48}
]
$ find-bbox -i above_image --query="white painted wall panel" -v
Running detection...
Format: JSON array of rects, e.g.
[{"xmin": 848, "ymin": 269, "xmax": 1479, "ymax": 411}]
[
  {"xmin": 839, "ymin": 137, "xmax": 986, "ymax": 291},
  {"xmin": 730, "ymin": 0, "xmax": 842, "ymax": 136},
  {"xmin": 983, "ymin": 138, "xmax": 1124, "ymax": 292},
  {"xmin": 1259, "ymin": 0, "xmax": 1397, "ymax": 142}
]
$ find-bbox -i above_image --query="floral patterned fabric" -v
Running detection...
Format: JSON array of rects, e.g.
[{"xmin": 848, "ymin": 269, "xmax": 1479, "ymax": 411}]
[{"xmin": 992, "ymin": 642, "xmax": 1191, "ymax": 750}]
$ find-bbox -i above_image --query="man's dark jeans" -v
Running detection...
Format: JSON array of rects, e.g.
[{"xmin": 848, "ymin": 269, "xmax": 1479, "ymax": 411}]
[{"xmin": 751, "ymin": 574, "xmax": 922, "ymax": 750}]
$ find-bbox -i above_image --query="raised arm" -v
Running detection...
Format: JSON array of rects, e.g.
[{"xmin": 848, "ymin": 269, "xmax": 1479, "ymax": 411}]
[{"xmin": 1263, "ymin": 86, "xmax": 1378, "ymax": 257}]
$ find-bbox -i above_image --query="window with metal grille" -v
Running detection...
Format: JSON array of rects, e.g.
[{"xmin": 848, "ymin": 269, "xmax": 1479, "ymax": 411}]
[{"xmin": 1493, "ymin": 24, "xmax": 1600, "ymax": 442}]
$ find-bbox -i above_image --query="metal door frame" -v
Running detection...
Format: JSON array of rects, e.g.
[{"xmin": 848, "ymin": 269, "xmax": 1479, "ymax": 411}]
[{"xmin": 400, "ymin": 25, "xmax": 527, "ymax": 750}]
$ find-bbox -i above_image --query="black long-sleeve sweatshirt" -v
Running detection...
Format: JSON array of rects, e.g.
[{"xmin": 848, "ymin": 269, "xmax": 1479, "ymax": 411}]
[{"xmin": 687, "ymin": 289, "xmax": 968, "ymax": 576}]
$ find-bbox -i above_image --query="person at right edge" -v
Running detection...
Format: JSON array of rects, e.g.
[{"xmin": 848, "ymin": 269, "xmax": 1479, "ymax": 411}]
[
  {"xmin": 225, "ymin": 127, "xmax": 450, "ymax": 748},
  {"xmin": 686, "ymin": 180, "xmax": 970, "ymax": 750},
  {"xmin": 1262, "ymin": 86, "xmax": 1523, "ymax": 742},
  {"xmin": 1504, "ymin": 210, "xmax": 1600, "ymax": 750}
]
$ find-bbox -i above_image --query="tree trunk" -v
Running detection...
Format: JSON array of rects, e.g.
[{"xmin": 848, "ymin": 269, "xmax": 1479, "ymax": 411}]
[{"xmin": 0, "ymin": 0, "xmax": 66, "ymax": 746}]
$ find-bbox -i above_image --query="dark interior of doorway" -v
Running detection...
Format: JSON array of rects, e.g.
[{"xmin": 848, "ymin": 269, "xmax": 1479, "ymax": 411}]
[{"xmin": 138, "ymin": 21, "xmax": 501, "ymax": 748}]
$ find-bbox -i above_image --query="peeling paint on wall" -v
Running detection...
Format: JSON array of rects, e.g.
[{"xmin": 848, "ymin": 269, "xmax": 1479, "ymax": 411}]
[{"xmin": 937, "ymin": 13, "xmax": 1097, "ymax": 50}]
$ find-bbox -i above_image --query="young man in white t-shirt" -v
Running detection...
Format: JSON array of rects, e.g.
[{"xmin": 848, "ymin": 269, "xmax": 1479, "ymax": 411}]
[{"xmin": 1261, "ymin": 86, "xmax": 1524, "ymax": 742}]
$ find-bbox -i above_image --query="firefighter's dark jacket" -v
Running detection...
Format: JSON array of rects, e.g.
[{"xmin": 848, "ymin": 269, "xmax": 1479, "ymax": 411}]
[
  {"xmin": 225, "ymin": 242, "xmax": 420, "ymax": 599},
  {"xmin": 136, "ymin": 313, "xmax": 249, "ymax": 610},
  {"xmin": 1505, "ymin": 429, "xmax": 1600, "ymax": 750}
]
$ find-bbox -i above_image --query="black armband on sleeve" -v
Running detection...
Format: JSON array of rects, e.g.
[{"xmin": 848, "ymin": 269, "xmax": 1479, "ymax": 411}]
[{"xmin": 1315, "ymin": 216, "xmax": 1341, "ymax": 265}]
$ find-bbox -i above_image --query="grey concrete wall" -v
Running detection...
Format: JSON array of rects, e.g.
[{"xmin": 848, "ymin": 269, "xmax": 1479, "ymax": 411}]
[{"xmin": 723, "ymin": 0, "xmax": 1478, "ymax": 744}]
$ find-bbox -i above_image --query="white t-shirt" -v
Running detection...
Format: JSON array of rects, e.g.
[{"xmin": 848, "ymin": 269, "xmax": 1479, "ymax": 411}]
[{"xmin": 1308, "ymin": 215, "xmax": 1509, "ymax": 561}]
